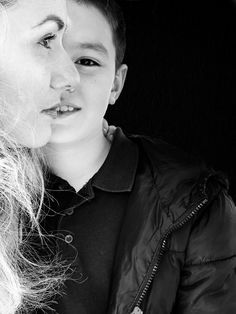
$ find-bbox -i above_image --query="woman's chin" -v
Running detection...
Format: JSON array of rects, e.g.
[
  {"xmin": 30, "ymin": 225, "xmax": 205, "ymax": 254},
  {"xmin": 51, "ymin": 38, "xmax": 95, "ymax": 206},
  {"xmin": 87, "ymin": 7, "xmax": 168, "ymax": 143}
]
[
  {"xmin": 21, "ymin": 139, "xmax": 50, "ymax": 149},
  {"xmin": 16, "ymin": 131, "xmax": 52, "ymax": 149}
]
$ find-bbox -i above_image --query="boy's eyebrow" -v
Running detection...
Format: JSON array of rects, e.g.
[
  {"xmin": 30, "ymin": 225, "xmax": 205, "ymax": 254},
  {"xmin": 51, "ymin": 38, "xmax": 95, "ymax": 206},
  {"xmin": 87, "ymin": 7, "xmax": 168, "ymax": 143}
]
[
  {"xmin": 33, "ymin": 15, "xmax": 65, "ymax": 31},
  {"xmin": 78, "ymin": 42, "xmax": 109, "ymax": 57}
]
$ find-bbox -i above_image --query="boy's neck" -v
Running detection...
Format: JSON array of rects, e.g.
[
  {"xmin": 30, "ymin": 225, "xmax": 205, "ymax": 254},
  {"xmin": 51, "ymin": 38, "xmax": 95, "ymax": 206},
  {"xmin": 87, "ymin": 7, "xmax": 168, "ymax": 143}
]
[{"xmin": 43, "ymin": 132, "xmax": 111, "ymax": 192}]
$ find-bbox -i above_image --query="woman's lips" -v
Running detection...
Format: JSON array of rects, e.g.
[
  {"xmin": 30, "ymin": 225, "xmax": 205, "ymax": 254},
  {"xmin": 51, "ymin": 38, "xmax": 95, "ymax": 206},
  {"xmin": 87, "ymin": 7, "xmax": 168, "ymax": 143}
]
[{"xmin": 41, "ymin": 103, "xmax": 81, "ymax": 119}]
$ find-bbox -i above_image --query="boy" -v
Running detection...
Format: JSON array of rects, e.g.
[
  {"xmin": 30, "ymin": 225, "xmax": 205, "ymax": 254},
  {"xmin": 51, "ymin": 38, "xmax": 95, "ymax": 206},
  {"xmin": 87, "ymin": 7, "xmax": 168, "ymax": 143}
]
[{"xmin": 43, "ymin": 0, "xmax": 236, "ymax": 313}]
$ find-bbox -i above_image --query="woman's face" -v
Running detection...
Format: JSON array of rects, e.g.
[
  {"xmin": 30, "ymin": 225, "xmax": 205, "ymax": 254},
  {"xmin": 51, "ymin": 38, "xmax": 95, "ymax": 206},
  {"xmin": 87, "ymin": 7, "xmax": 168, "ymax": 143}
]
[{"xmin": 0, "ymin": 0, "xmax": 79, "ymax": 148}]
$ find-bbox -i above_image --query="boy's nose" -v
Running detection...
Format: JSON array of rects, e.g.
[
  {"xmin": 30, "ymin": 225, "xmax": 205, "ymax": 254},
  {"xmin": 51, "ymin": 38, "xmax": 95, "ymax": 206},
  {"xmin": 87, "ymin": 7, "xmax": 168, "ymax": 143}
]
[{"xmin": 50, "ymin": 58, "xmax": 80, "ymax": 92}]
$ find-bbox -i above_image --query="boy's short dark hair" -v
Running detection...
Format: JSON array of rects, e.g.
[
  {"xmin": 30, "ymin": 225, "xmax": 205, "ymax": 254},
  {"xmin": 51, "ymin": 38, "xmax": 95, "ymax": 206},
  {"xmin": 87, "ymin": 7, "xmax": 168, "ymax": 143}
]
[{"xmin": 73, "ymin": 0, "xmax": 126, "ymax": 69}]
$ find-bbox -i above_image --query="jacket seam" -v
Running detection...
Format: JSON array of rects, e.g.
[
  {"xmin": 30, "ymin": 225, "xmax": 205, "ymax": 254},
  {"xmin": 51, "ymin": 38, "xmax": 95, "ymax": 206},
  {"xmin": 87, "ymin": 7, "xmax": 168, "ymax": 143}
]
[{"xmin": 185, "ymin": 254, "xmax": 236, "ymax": 266}]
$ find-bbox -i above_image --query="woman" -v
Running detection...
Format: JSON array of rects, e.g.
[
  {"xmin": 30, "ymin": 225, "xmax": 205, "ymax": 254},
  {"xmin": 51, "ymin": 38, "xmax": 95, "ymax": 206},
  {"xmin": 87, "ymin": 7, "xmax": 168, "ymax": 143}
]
[{"xmin": 0, "ymin": 0, "xmax": 80, "ymax": 313}]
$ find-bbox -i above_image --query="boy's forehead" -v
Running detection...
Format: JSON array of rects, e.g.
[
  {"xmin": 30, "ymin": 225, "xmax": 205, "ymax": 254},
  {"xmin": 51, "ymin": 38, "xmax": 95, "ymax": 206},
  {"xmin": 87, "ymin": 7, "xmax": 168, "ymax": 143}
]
[{"xmin": 65, "ymin": 0, "xmax": 115, "ymax": 56}]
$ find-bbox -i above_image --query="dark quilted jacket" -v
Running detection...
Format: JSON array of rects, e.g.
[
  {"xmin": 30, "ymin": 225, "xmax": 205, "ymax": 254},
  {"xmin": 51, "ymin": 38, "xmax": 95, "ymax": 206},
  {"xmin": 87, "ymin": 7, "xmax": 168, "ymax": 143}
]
[{"xmin": 107, "ymin": 134, "xmax": 236, "ymax": 314}]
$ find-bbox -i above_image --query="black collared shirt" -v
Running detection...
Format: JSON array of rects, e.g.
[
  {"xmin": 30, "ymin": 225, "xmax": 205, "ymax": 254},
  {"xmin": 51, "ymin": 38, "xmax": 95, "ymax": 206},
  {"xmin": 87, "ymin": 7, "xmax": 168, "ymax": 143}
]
[{"xmin": 45, "ymin": 128, "xmax": 139, "ymax": 314}]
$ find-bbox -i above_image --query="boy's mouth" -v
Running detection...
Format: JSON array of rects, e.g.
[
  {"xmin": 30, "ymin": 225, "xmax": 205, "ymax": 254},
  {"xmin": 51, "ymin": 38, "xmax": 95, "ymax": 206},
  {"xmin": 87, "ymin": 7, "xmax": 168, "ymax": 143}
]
[{"xmin": 41, "ymin": 104, "xmax": 81, "ymax": 119}]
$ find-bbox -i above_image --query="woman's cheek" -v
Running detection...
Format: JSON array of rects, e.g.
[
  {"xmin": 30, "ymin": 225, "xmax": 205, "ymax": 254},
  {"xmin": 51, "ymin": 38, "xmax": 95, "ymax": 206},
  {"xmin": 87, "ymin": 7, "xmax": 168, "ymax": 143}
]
[{"xmin": 12, "ymin": 113, "xmax": 53, "ymax": 148}]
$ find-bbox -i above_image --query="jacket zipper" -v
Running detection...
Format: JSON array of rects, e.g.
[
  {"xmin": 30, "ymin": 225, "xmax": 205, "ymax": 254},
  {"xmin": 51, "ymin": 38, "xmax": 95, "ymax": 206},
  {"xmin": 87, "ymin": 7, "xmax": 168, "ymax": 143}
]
[{"xmin": 130, "ymin": 196, "xmax": 209, "ymax": 314}]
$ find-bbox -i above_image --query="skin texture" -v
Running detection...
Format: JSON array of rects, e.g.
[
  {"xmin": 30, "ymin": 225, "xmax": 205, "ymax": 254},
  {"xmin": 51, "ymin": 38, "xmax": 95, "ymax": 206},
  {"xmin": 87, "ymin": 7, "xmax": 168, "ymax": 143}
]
[{"xmin": 0, "ymin": 0, "xmax": 79, "ymax": 148}]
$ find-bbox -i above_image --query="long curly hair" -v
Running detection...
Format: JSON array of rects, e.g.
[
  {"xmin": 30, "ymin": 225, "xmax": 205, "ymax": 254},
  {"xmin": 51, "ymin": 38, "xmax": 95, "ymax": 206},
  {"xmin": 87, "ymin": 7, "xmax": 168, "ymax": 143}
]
[{"xmin": 0, "ymin": 2, "xmax": 68, "ymax": 313}]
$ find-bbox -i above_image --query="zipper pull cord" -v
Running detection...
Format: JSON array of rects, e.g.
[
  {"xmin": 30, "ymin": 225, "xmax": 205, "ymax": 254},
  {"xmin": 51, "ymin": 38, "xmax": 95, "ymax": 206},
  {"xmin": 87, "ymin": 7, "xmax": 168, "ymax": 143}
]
[{"xmin": 131, "ymin": 306, "xmax": 143, "ymax": 314}]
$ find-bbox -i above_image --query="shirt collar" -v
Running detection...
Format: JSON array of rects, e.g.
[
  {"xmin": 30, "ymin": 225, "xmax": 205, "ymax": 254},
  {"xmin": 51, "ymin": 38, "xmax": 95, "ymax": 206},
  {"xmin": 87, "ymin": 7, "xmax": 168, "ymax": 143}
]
[
  {"xmin": 92, "ymin": 127, "xmax": 139, "ymax": 193},
  {"xmin": 46, "ymin": 127, "xmax": 139, "ymax": 195}
]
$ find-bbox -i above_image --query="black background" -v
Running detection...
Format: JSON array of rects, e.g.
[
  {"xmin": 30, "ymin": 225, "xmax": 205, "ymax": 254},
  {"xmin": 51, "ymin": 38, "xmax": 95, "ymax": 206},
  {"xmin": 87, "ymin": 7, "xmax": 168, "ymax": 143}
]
[{"xmin": 106, "ymin": 0, "xmax": 236, "ymax": 200}]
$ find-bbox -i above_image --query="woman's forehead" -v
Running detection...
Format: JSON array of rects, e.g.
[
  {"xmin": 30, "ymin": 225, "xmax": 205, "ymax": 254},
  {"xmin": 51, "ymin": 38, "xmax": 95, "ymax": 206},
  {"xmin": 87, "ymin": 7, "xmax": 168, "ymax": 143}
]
[
  {"xmin": 0, "ymin": 0, "xmax": 67, "ymax": 55},
  {"xmin": 5, "ymin": 0, "xmax": 67, "ymax": 26}
]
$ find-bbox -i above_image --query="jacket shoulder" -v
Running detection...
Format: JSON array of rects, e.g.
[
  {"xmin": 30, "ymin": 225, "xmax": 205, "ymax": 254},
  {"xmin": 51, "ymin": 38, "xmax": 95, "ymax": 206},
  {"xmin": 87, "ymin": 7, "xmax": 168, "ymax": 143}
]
[
  {"xmin": 129, "ymin": 134, "xmax": 229, "ymax": 215},
  {"xmin": 129, "ymin": 134, "xmax": 207, "ymax": 185}
]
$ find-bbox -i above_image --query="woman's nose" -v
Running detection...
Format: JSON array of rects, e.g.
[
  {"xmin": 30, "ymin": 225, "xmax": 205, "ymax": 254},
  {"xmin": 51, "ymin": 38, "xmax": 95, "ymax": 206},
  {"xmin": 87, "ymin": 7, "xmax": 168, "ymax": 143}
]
[{"xmin": 50, "ymin": 57, "xmax": 80, "ymax": 92}]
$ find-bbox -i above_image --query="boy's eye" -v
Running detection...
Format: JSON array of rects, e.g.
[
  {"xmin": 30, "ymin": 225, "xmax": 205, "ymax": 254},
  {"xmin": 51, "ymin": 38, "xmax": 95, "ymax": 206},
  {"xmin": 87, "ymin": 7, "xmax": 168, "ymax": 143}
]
[
  {"xmin": 75, "ymin": 58, "xmax": 99, "ymax": 66},
  {"xmin": 38, "ymin": 33, "xmax": 57, "ymax": 49}
]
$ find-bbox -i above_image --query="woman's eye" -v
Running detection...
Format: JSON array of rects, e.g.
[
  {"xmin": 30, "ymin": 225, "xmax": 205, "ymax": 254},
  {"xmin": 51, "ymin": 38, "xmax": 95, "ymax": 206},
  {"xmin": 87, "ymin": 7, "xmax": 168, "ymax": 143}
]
[
  {"xmin": 75, "ymin": 58, "xmax": 99, "ymax": 66},
  {"xmin": 38, "ymin": 33, "xmax": 57, "ymax": 49}
]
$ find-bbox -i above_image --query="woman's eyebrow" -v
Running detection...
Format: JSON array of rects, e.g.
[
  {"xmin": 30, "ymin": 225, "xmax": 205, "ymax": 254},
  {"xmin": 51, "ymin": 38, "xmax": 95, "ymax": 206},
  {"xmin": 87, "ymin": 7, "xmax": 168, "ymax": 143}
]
[{"xmin": 33, "ymin": 14, "xmax": 65, "ymax": 31}]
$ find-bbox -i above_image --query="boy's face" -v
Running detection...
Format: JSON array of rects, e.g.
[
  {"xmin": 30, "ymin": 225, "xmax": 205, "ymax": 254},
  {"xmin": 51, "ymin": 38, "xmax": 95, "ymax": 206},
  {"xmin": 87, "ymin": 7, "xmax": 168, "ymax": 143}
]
[{"xmin": 47, "ymin": 0, "xmax": 127, "ymax": 146}]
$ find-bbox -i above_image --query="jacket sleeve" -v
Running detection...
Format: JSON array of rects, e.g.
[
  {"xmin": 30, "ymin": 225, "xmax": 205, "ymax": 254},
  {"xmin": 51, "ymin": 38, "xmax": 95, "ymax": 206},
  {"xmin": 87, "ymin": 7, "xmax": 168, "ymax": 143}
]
[{"xmin": 174, "ymin": 187, "xmax": 236, "ymax": 314}]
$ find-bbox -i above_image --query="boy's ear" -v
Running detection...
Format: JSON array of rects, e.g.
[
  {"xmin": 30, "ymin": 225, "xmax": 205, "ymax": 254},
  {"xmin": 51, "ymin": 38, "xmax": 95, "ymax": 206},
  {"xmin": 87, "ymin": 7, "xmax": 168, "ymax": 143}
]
[{"xmin": 109, "ymin": 64, "xmax": 128, "ymax": 105}]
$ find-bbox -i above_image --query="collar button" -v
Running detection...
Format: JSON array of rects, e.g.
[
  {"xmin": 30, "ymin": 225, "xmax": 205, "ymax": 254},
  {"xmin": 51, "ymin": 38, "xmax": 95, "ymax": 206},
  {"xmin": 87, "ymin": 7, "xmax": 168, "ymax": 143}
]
[{"xmin": 65, "ymin": 234, "xmax": 73, "ymax": 244}]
